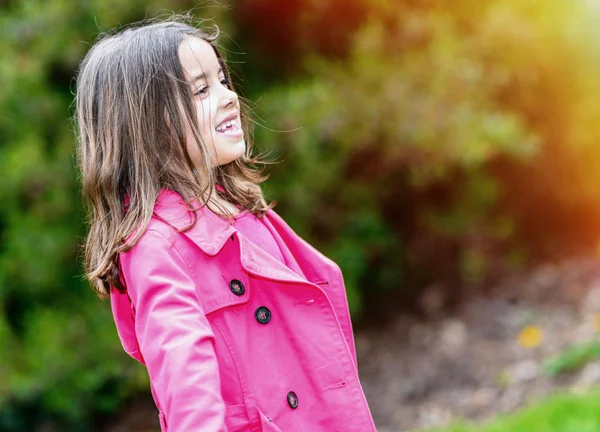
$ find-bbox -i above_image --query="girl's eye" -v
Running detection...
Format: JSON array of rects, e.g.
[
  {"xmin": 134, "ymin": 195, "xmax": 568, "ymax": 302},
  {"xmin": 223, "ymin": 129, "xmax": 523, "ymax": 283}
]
[
  {"xmin": 193, "ymin": 79, "xmax": 230, "ymax": 97},
  {"xmin": 221, "ymin": 78, "xmax": 231, "ymax": 88},
  {"xmin": 194, "ymin": 86, "xmax": 208, "ymax": 96}
]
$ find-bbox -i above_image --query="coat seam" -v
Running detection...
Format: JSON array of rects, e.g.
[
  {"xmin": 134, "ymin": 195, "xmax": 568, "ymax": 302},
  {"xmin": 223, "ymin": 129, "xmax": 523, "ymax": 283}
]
[{"xmin": 146, "ymin": 228, "xmax": 197, "ymax": 282}]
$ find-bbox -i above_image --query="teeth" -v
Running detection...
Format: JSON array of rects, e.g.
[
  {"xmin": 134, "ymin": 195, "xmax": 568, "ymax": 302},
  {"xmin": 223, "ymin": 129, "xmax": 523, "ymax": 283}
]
[{"xmin": 216, "ymin": 120, "xmax": 235, "ymax": 132}]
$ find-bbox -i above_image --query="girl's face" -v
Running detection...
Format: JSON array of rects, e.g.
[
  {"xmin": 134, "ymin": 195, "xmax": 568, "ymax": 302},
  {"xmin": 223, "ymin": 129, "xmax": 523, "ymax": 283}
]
[{"xmin": 178, "ymin": 37, "xmax": 245, "ymax": 169}]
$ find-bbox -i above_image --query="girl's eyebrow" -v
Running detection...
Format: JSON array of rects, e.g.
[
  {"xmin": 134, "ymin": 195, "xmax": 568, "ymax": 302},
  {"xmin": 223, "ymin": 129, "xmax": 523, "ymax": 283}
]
[{"xmin": 191, "ymin": 67, "xmax": 224, "ymax": 83}]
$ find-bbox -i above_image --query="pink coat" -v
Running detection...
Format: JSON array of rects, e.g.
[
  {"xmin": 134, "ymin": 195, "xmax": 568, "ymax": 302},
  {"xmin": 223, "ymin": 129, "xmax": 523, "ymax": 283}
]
[{"xmin": 110, "ymin": 190, "xmax": 377, "ymax": 432}]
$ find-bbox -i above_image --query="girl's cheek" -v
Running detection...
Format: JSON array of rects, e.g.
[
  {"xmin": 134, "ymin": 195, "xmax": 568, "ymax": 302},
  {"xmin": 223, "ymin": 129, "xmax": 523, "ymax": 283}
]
[{"xmin": 198, "ymin": 104, "xmax": 211, "ymax": 131}]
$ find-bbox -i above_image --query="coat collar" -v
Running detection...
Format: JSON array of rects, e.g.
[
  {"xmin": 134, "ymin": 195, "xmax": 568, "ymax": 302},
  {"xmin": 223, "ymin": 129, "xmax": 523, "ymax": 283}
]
[
  {"xmin": 152, "ymin": 189, "xmax": 328, "ymax": 286},
  {"xmin": 153, "ymin": 189, "xmax": 236, "ymax": 256}
]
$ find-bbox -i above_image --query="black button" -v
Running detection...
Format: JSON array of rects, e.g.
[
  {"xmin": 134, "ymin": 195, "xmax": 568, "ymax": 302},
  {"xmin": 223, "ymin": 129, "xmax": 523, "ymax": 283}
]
[
  {"xmin": 255, "ymin": 306, "xmax": 271, "ymax": 324},
  {"xmin": 287, "ymin": 391, "xmax": 298, "ymax": 409},
  {"xmin": 229, "ymin": 279, "xmax": 245, "ymax": 296}
]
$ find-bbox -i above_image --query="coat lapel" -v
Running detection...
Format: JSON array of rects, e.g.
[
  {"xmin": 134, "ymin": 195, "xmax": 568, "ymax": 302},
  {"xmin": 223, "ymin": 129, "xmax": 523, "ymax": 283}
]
[
  {"xmin": 153, "ymin": 190, "xmax": 316, "ymax": 286},
  {"xmin": 235, "ymin": 232, "xmax": 309, "ymax": 285}
]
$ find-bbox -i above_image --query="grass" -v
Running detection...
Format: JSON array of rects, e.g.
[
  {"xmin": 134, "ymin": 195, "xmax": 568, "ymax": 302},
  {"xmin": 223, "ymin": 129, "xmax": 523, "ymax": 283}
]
[
  {"xmin": 542, "ymin": 340, "xmax": 600, "ymax": 376},
  {"xmin": 420, "ymin": 389, "xmax": 600, "ymax": 432}
]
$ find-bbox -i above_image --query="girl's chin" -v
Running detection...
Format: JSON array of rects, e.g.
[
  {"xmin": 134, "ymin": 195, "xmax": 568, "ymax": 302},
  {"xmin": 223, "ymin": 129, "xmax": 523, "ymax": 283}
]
[{"xmin": 215, "ymin": 140, "xmax": 246, "ymax": 165}]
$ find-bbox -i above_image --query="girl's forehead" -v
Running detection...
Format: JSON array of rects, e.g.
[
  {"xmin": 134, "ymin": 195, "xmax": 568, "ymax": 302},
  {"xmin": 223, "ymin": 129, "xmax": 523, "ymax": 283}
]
[{"xmin": 178, "ymin": 37, "xmax": 220, "ymax": 80}]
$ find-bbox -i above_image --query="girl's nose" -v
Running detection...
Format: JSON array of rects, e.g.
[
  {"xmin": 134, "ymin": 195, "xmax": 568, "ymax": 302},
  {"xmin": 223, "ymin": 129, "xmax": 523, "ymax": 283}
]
[{"xmin": 221, "ymin": 86, "xmax": 238, "ymax": 108}]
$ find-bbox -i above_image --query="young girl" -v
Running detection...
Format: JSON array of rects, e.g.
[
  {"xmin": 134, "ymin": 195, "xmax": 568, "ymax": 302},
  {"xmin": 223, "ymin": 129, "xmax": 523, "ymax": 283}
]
[{"xmin": 75, "ymin": 18, "xmax": 377, "ymax": 432}]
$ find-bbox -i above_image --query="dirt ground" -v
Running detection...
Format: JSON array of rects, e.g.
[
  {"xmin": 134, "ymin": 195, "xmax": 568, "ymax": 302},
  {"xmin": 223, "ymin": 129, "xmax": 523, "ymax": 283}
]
[
  {"xmin": 102, "ymin": 257, "xmax": 600, "ymax": 432},
  {"xmin": 359, "ymin": 256, "xmax": 600, "ymax": 431}
]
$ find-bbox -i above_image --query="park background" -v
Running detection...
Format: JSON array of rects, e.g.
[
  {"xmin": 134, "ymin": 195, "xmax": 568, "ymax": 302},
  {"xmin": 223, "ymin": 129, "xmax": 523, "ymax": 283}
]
[{"xmin": 2, "ymin": 0, "xmax": 600, "ymax": 430}]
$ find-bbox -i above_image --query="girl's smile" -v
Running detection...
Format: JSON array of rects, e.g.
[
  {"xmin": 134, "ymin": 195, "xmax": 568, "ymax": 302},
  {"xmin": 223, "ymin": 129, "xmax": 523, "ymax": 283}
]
[{"xmin": 215, "ymin": 111, "xmax": 243, "ymax": 138}]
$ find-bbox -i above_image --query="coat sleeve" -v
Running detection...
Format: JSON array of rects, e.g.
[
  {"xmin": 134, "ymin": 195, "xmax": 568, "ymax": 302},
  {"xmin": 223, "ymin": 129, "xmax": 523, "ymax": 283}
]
[{"xmin": 119, "ymin": 228, "xmax": 227, "ymax": 432}]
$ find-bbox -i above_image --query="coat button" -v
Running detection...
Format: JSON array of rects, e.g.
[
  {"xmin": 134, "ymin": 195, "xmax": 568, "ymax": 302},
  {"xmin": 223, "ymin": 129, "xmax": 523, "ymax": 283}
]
[
  {"xmin": 287, "ymin": 391, "xmax": 298, "ymax": 409},
  {"xmin": 229, "ymin": 279, "xmax": 245, "ymax": 296},
  {"xmin": 255, "ymin": 306, "xmax": 271, "ymax": 324}
]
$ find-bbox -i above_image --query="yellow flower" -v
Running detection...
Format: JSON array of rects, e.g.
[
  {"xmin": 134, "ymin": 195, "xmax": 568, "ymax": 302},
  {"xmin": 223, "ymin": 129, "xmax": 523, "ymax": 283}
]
[
  {"xmin": 518, "ymin": 326, "xmax": 543, "ymax": 348},
  {"xmin": 594, "ymin": 313, "xmax": 600, "ymax": 333}
]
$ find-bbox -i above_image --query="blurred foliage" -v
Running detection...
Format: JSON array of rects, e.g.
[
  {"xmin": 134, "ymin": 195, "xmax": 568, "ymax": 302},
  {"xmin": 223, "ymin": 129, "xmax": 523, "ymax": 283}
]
[
  {"xmin": 257, "ymin": 0, "xmax": 600, "ymax": 317},
  {"xmin": 543, "ymin": 339, "xmax": 600, "ymax": 377},
  {"xmin": 2, "ymin": 0, "xmax": 600, "ymax": 429}
]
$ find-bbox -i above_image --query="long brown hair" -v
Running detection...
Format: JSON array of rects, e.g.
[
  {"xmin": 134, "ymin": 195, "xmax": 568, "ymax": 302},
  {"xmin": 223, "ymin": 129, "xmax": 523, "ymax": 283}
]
[{"xmin": 75, "ymin": 17, "xmax": 271, "ymax": 298}]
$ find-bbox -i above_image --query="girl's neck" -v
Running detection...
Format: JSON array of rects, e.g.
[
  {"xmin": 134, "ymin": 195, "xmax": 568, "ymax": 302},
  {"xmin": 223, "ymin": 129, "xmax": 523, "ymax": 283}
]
[{"xmin": 207, "ymin": 191, "xmax": 242, "ymax": 216}]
